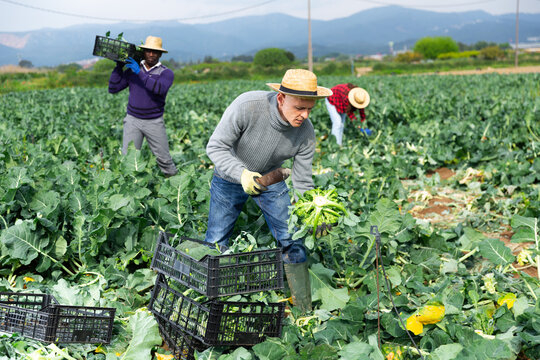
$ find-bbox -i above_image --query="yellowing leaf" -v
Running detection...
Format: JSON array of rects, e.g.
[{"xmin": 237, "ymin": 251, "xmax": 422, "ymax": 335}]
[
  {"xmin": 415, "ymin": 304, "xmax": 445, "ymax": 324},
  {"xmin": 95, "ymin": 345, "xmax": 106, "ymax": 354},
  {"xmin": 23, "ymin": 276, "xmax": 35, "ymax": 282},
  {"xmin": 382, "ymin": 343, "xmax": 404, "ymax": 360},
  {"xmin": 155, "ymin": 354, "xmax": 174, "ymax": 360},
  {"xmin": 406, "ymin": 316, "xmax": 423, "ymax": 335},
  {"xmin": 497, "ymin": 293, "xmax": 517, "ymax": 309},
  {"xmin": 406, "ymin": 303, "xmax": 445, "ymax": 335}
]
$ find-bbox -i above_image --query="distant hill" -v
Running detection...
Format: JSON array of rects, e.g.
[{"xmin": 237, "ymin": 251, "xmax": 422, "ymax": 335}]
[{"xmin": 1, "ymin": 6, "xmax": 539, "ymax": 67}]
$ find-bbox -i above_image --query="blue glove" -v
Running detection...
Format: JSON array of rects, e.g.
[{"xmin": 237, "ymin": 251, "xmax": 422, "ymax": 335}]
[
  {"xmin": 125, "ymin": 57, "xmax": 140, "ymax": 74},
  {"xmin": 360, "ymin": 128, "xmax": 373, "ymax": 136}
]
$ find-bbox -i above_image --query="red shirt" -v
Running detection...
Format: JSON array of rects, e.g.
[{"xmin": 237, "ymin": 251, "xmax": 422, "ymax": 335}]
[{"xmin": 327, "ymin": 83, "xmax": 365, "ymax": 122}]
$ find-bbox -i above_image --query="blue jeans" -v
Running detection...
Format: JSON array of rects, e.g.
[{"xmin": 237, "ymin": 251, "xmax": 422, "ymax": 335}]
[{"xmin": 204, "ymin": 174, "xmax": 307, "ymax": 264}]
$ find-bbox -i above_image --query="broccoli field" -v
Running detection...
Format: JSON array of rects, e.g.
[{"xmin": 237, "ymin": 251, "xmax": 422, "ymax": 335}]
[{"xmin": 0, "ymin": 73, "xmax": 539, "ymax": 359}]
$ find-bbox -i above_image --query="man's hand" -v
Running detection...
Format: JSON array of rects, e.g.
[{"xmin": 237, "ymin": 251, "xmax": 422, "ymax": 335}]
[
  {"xmin": 241, "ymin": 169, "xmax": 267, "ymax": 195},
  {"xmin": 125, "ymin": 57, "xmax": 140, "ymax": 74},
  {"xmin": 315, "ymin": 222, "xmax": 335, "ymax": 237}
]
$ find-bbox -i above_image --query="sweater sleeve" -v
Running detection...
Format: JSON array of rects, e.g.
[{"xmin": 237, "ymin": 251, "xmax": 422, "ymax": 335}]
[
  {"xmin": 137, "ymin": 68, "xmax": 174, "ymax": 97},
  {"xmin": 291, "ymin": 133, "xmax": 315, "ymax": 195},
  {"xmin": 108, "ymin": 63, "xmax": 128, "ymax": 94},
  {"xmin": 206, "ymin": 101, "xmax": 247, "ymax": 182}
]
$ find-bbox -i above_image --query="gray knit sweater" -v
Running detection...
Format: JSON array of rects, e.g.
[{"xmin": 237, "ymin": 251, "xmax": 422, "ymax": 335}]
[{"xmin": 206, "ymin": 91, "xmax": 315, "ymax": 194}]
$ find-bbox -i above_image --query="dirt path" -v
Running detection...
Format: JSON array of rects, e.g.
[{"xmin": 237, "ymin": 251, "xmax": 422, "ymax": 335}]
[
  {"xmin": 424, "ymin": 65, "xmax": 540, "ymax": 76},
  {"xmin": 404, "ymin": 167, "xmax": 538, "ymax": 278},
  {"xmin": 357, "ymin": 65, "xmax": 540, "ymax": 76}
]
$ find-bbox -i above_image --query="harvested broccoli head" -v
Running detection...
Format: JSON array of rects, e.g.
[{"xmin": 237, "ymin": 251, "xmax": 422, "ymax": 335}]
[{"xmin": 292, "ymin": 188, "xmax": 347, "ymax": 238}]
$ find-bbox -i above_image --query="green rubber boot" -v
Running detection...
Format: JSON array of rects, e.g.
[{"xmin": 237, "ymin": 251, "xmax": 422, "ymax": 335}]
[{"xmin": 284, "ymin": 262, "xmax": 312, "ymax": 313}]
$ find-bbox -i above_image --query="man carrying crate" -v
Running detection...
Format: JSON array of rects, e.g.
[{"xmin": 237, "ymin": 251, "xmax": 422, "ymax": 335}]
[
  {"xmin": 108, "ymin": 36, "xmax": 178, "ymax": 177},
  {"xmin": 205, "ymin": 69, "xmax": 332, "ymax": 312}
]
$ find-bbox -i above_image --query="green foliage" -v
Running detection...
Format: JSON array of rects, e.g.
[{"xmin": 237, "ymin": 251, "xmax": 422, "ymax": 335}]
[
  {"xmin": 231, "ymin": 54, "xmax": 253, "ymax": 62},
  {"xmin": 414, "ymin": 36, "xmax": 459, "ymax": 59},
  {"xmin": 253, "ymin": 48, "xmax": 293, "ymax": 67},
  {"xmin": 1, "ymin": 74, "xmax": 540, "ymax": 359},
  {"xmin": 480, "ymin": 46, "xmax": 506, "ymax": 60},
  {"xmin": 437, "ymin": 50, "xmax": 480, "ymax": 60},
  {"xmin": 56, "ymin": 63, "xmax": 83, "ymax": 73},
  {"xmin": 92, "ymin": 58, "xmax": 117, "ymax": 72},
  {"xmin": 18, "ymin": 59, "xmax": 33, "ymax": 68},
  {"xmin": 317, "ymin": 61, "xmax": 353, "ymax": 76},
  {"xmin": 458, "ymin": 40, "xmax": 505, "ymax": 51},
  {"xmin": 394, "ymin": 51, "xmax": 423, "ymax": 63}
]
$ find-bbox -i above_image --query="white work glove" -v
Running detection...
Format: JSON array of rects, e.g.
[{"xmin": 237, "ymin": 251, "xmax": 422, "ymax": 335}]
[{"xmin": 240, "ymin": 169, "xmax": 267, "ymax": 195}]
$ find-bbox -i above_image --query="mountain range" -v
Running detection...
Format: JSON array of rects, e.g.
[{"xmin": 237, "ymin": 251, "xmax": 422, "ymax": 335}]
[{"xmin": 1, "ymin": 6, "xmax": 540, "ymax": 67}]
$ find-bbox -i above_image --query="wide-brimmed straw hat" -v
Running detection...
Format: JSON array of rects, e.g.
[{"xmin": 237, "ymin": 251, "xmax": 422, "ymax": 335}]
[
  {"xmin": 267, "ymin": 69, "xmax": 332, "ymax": 98},
  {"xmin": 348, "ymin": 87, "xmax": 370, "ymax": 109},
  {"xmin": 139, "ymin": 36, "xmax": 168, "ymax": 53}
]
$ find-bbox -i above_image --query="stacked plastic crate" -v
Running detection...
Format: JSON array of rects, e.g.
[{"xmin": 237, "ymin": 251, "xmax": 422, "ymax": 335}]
[
  {"xmin": 149, "ymin": 232, "xmax": 286, "ymax": 360},
  {"xmin": 0, "ymin": 292, "xmax": 115, "ymax": 344},
  {"xmin": 92, "ymin": 35, "xmax": 144, "ymax": 63}
]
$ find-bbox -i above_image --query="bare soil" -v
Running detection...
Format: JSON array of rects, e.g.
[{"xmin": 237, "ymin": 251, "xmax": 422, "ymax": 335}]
[
  {"xmin": 404, "ymin": 167, "xmax": 537, "ymax": 278},
  {"xmin": 0, "ymin": 65, "xmax": 44, "ymax": 74},
  {"xmin": 357, "ymin": 65, "xmax": 540, "ymax": 76},
  {"xmin": 430, "ymin": 65, "xmax": 540, "ymax": 76}
]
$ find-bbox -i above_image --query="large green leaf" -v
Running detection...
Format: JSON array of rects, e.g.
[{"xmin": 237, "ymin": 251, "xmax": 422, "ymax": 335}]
[
  {"xmin": 119, "ymin": 310, "xmax": 162, "ymax": 360},
  {"xmin": 368, "ymin": 198, "xmax": 401, "ymax": 235},
  {"xmin": 29, "ymin": 190, "xmax": 60, "ymax": 217},
  {"xmin": 252, "ymin": 338, "xmax": 288, "ymax": 360},
  {"xmin": 108, "ymin": 194, "xmax": 132, "ymax": 211},
  {"xmin": 430, "ymin": 343, "xmax": 464, "ymax": 360},
  {"xmin": 478, "ymin": 238, "xmax": 515, "ymax": 266},
  {"xmin": 122, "ymin": 147, "xmax": 148, "ymax": 173},
  {"xmin": 510, "ymin": 215, "xmax": 538, "ymax": 243},
  {"xmin": 0, "ymin": 219, "xmax": 47, "ymax": 265},
  {"xmin": 310, "ymin": 263, "xmax": 350, "ymax": 311},
  {"xmin": 511, "ymin": 215, "xmax": 537, "ymax": 231},
  {"xmin": 459, "ymin": 227, "xmax": 486, "ymax": 250},
  {"xmin": 52, "ymin": 279, "xmax": 80, "ymax": 305},
  {"xmin": 337, "ymin": 340, "xmax": 372, "ymax": 360},
  {"xmin": 218, "ymin": 347, "xmax": 252, "ymax": 360},
  {"xmin": 5, "ymin": 167, "xmax": 33, "ymax": 190}
]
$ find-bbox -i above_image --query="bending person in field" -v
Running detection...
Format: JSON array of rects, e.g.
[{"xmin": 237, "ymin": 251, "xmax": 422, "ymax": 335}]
[
  {"xmin": 108, "ymin": 35, "xmax": 178, "ymax": 177},
  {"xmin": 325, "ymin": 83, "xmax": 371, "ymax": 145},
  {"xmin": 205, "ymin": 69, "xmax": 332, "ymax": 312}
]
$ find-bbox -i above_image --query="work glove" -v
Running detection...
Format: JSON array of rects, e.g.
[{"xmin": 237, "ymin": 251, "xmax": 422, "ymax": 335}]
[
  {"xmin": 359, "ymin": 128, "xmax": 373, "ymax": 136},
  {"xmin": 240, "ymin": 169, "xmax": 267, "ymax": 195},
  {"xmin": 125, "ymin": 57, "xmax": 140, "ymax": 74},
  {"xmin": 315, "ymin": 222, "xmax": 334, "ymax": 237}
]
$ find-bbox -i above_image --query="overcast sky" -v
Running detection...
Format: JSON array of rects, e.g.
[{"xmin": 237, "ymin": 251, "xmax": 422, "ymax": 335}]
[{"xmin": 1, "ymin": 0, "xmax": 539, "ymax": 32}]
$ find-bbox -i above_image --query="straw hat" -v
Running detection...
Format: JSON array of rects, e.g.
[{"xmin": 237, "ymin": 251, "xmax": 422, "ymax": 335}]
[
  {"xmin": 267, "ymin": 69, "xmax": 332, "ymax": 98},
  {"xmin": 139, "ymin": 36, "xmax": 168, "ymax": 53},
  {"xmin": 348, "ymin": 87, "xmax": 370, "ymax": 109}
]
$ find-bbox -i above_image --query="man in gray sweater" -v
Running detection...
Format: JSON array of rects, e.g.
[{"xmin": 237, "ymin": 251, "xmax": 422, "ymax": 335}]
[{"xmin": 205, "ymin": 69, "xmax": 332, "ymax": 312}]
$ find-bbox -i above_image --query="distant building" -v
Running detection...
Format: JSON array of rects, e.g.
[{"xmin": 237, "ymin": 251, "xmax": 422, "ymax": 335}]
[
  {"xmin": 510, "ymin": 42, "xmax": 540, "ymax": 52},
  {"xmin": 364, "ymin": 54, "xmax": 384, "ymax": 61}
]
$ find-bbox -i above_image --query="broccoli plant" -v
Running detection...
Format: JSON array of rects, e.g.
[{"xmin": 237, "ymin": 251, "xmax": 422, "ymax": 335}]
[{"xmin": 290, "ymin": 188, "xmax": 347, "ymax": 247}]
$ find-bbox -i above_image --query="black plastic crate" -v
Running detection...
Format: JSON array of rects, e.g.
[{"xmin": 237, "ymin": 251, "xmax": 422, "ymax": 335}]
[
  {"xmin": 149, "ymin": 274, "xmax": 285, "ymax": 347},
  {"xmin": 0, "ymin": 292, "xmax": 115, "ymax": 344},
  {"xmin": 155, "ymin": 316, "xmax": 207, "ymax": 360},
  {"xmin": 92, "ymin": 35, "xmax": 143, "ymax": 63},
  {"xmin": 151, "ymin": 232, "xmax": 283, "ymax": 298}
]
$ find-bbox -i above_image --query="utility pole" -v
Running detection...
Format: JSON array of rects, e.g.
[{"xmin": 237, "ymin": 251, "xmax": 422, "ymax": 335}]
[
  {"xmin": 308, "ymin": 0, "xmax": 313, "ymax": 71},
  {"xmin": 515, "ymin": 0, "xmax": 519, "ymax": 67}
]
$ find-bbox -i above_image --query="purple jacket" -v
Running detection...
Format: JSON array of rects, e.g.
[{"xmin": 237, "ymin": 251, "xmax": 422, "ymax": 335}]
[{"xmin": 108, "ymin": 62, "xmax": 174, "ymax": 119}]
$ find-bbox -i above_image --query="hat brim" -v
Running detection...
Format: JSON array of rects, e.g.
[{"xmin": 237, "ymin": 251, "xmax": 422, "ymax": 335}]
[
  {"xmin": 348, "ymin": 89, "xmax": 370, "ymax": 109},
  {"xmin": 139, "ymin": 45, "xmax": 168, "ymax": 53},
  {"xmin": 267, "ymin": 83, "xmax": 332, "ymax": 98}
]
